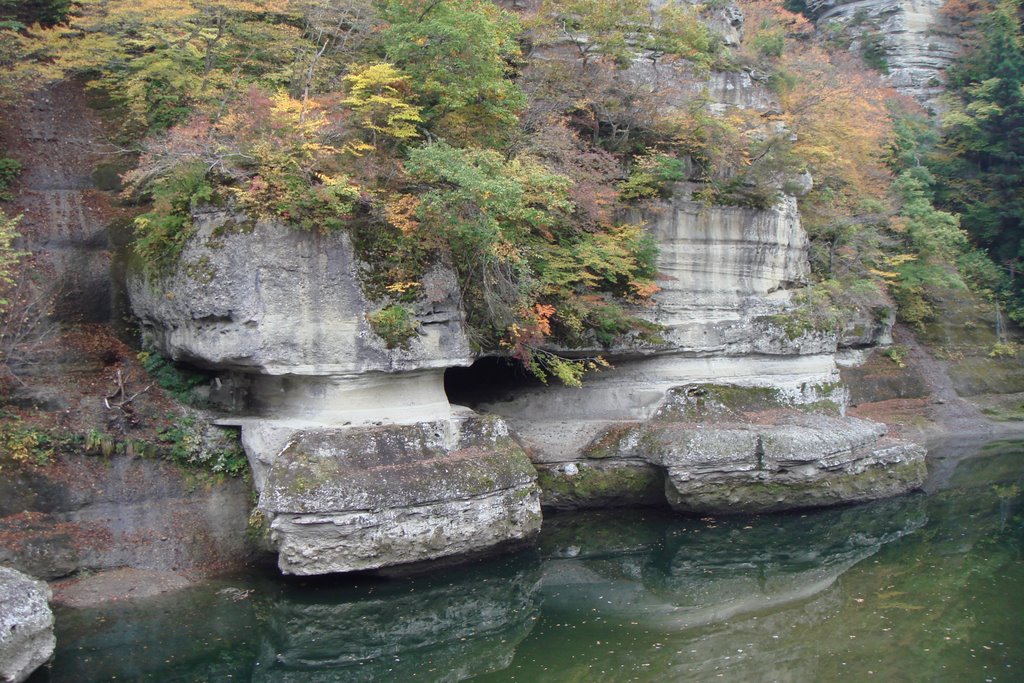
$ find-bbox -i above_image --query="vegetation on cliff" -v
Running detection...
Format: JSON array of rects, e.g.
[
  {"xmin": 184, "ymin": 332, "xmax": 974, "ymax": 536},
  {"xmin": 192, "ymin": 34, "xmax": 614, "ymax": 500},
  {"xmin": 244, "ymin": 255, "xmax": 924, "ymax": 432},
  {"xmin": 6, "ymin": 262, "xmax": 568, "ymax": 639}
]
[{"xmin": 0, "ymin": 0, "xmax": 1021, "ymax": 381}]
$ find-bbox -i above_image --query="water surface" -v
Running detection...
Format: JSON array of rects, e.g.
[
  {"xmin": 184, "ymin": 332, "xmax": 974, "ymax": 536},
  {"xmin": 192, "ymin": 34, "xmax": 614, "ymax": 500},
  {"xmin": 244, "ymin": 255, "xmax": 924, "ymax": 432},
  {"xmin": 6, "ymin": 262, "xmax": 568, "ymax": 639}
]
[{"xmin": 30, "ymin": 439, "xmax": 1024, "ymax": 682}]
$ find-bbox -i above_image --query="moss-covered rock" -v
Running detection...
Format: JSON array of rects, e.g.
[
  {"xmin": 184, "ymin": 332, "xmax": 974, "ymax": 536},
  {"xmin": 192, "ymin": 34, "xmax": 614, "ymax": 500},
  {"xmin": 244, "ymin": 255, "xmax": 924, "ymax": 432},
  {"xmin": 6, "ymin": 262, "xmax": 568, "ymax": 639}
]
[
  {"xmin": 535, "ymin": 461, "xmax": 665, "ymax": 510},
  {"xmin": 527, "ymin": 383, "xmax": 926, "ymax": 515}
]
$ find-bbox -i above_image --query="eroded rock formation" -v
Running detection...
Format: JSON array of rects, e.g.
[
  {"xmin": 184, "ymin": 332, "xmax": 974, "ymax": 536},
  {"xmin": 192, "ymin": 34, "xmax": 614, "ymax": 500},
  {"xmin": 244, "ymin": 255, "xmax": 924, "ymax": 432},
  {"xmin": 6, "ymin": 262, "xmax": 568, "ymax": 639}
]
[
  {"xmin": 127, "ymin": 21, "xmax": 926, "ymax": 575},
  {"xmin": 473, "ymin": 187, "xmax": 924, "ymax": 512},
  {"xmin": 129, "ymin": 213, "xmax": 542, "ymax": 575}
]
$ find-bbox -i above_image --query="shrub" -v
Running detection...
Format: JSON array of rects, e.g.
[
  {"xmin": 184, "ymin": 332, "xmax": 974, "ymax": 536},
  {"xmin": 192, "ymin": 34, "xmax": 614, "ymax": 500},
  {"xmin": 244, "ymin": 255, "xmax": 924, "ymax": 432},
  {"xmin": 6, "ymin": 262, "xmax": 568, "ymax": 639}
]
[
  {"xmin": 0, "ymin": 156, "xmax": 21, "ymax": 201},
  {"xmin": 138, "ymin": 349, "xmax": 210, "ymax": 404},
  {"xmin": 158, "ymin": 416, "xmax": 247, "ymax": 477},
  {"xmin": 367, "ymin": 305, "xmax": 418, "ymax": 349}
]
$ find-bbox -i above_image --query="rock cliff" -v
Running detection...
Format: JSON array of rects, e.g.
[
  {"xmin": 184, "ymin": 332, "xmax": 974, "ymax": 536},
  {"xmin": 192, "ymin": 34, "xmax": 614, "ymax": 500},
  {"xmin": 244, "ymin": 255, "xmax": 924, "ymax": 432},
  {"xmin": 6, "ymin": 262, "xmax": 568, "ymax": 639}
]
[
  {"xmin": 127, "ymin": 13, "xmax": 927, "ymax": 575},
  {"xmin": 807, "ymin": 0, "xmax": 960, "ymax": 108},
  {"xmin": 130, "ymin": 172, "xmax": 925, "ymax": 573},
  {"xmin": 468, "ymin": 185, "xmax": 924, "ymax": 512}
]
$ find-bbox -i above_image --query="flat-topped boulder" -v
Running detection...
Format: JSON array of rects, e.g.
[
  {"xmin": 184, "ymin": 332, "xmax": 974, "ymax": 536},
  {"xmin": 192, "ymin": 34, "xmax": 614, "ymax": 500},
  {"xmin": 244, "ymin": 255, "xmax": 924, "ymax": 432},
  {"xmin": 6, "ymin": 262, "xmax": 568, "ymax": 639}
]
[
  {"xmin": 520, "ymin": 384, "xmax": 926, "ymax": 512},
  {"xmin": 258, "ymin": 414, "xmax": 542, "ymax": 575}
]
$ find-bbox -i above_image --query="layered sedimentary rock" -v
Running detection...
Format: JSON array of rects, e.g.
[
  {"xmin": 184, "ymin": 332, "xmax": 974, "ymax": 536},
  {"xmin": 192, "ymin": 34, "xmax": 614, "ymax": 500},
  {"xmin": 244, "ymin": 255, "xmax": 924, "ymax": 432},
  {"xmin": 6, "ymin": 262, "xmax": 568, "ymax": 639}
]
[
  {"xmin": 129, "ymin": 210, "xmax": 470, "ymax": 375},
  {"xmin": 807, "ymin": 0, "xmax": 960, "ymax": 108},
  {"xmin": 0, "ymin": 566, "xmax": 55, "ymax": 683},
  {"xmin": 129, "ymin": 212, "xmax": 541, "ymax": 575},
  {"xmin": 474, "ymin": 186, "xmax": 924, "ymax": 510},
  {"xmin": 128, "ymin": 26, "xmax": 927, "ymax": 572},
  {"xmin": 261, "ymin": 415, "xmax": 540, "ymax": 575}
]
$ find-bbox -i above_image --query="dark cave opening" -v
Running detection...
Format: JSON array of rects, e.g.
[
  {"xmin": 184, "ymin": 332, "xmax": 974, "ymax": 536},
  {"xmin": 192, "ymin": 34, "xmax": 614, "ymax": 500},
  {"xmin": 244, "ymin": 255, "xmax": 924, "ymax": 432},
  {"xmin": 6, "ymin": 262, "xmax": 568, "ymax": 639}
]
[{"xmin": 443, "ymin": 356, "xmax": 544, "ymax": 409}]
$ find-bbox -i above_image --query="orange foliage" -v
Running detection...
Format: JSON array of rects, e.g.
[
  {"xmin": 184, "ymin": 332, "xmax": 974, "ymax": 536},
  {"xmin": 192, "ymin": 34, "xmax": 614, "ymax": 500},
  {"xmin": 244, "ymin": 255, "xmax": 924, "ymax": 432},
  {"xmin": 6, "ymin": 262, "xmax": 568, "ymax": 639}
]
[{"xmin": 777, "ymin": 46, "xmax": 898, "ymax": 206}]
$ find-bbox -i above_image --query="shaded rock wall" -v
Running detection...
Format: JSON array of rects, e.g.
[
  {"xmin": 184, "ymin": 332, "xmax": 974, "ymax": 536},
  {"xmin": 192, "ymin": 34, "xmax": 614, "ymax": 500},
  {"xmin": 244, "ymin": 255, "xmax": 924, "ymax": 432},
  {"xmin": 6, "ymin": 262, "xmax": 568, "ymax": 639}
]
[{"xmin": 0, "ymin": 456, "xmax": 257, "ymax": 580}]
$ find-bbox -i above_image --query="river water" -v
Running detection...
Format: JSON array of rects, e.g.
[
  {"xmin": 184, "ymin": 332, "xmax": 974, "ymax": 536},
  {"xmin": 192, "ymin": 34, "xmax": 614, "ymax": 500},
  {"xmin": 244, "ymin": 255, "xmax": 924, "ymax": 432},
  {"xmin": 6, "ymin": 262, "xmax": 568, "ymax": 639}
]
[{"xmin": 29, "ymin": 438, "xmax": 1024, "ymax": 682}]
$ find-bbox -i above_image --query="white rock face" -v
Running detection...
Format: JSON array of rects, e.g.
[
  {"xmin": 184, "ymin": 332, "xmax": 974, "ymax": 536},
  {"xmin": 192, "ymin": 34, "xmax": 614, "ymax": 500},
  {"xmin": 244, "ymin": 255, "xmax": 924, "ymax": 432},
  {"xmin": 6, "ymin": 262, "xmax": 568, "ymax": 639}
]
[
  {"xmin": 626, "ymin": 60, "xmax": 782, "ymax": 115},
  {"xmin": 129, "ymin": 210, "xmax": 472, "ymax": 375},
  {"xmin": 471, "ymin": 185, "xmax": 923, "ymax": 510},
  {"xmin": 0, "ymin": 566, "xmax": 55, "ymax": 683},
  {"xmin": 635, "ymin": 185, "xmax": 813, "ymax": 348},
  {"xmin": 808, "ymin": 0, "xmax": 960, "ymax": 108}
]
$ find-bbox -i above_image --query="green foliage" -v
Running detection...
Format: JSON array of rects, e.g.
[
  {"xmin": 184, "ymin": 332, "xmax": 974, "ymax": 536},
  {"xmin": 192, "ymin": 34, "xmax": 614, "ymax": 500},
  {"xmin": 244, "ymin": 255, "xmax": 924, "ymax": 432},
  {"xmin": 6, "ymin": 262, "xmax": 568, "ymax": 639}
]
[
  {"xmin": 989, "ymin": 340, "xmax": 1021, "ymax": 357},
  {"xmin": 884, "ymin": 344, "xmax": 909, "ymax": 368},
  {"xmin": 860, "ymin": 31, "xmax": 889, "ymax": 74},
  {"xmin": 400, "ymin": 141, "xmax": 659, "ymax": 380},
  {"xmin": 138, "ymin": 349, "xmax": 210, "ymax": 404},
  {"xmin": 341, "ymin": 62, "xmax": 423, "ymax": 149},
  {"xmin": 378, "ymin": 0, "xmax": 526, "ymax": 146},
  {"xmin": 42, "ymin": 1, "xmax": 310, "ymax": 139},
  {"xmin": 931, "ymin": 0, "xmax": 1024, "ymax": 269},
  {"xmin": 619, "ymin": 153, "xmax": 689, "ymax": 200},
  {"xmin": 752, "ymin": 28, "xmax": 785, "ymax": 59},
  {"xmin": 133, "ymin": 162, "xmax": 215, "ymax": 277},
  {"xmin": 0, "ymin": 0, "xmax": 70, "ymax": 26},
  {"xmin": 224, "ymin": 92, "xmax": 362, "ymax": 232},
  {"xmin": 0, "ymin": 156, "xmax": 21, "ymax": 201},
  {"xmin": 158, "ymin": 416, "xmax": 247, "ymax": 477},
  {"xmin": 537, "ymin": 0, "xmax": 718, "ymax": 70},
  {"xmin": 367, "ymin": 304, "xmax": 417, "ymax": 349},
  {"xmin": 775, "ymin": 282, "xmax": 841, "ymax": 339},
  {"xmin": 782, "ymin": 0, "xmax": 809, "ymax": 15}
]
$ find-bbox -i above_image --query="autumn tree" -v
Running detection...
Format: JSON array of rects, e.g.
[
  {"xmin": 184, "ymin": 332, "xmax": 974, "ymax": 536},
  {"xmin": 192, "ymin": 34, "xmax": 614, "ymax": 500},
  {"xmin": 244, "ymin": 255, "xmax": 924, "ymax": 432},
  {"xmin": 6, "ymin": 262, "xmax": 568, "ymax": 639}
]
[
  {"xmin": 41, "ymin": 1, "xmax": 306, "ymax": 135},
  {"xmin": 402, "ymin": 141, "xmax": 658, "ymax": 383},
  {"xmin": 341, "ymin": 62, "xmax": 422, "ymax": 151}
]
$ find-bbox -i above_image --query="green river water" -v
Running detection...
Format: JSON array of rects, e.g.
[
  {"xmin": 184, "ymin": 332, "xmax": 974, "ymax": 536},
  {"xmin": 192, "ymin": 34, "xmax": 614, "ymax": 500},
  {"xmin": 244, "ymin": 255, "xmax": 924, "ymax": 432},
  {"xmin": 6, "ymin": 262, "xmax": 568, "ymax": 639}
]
[{"xmin": 28, "ymin": 438, "xmax": 1024, "ymax": 682}]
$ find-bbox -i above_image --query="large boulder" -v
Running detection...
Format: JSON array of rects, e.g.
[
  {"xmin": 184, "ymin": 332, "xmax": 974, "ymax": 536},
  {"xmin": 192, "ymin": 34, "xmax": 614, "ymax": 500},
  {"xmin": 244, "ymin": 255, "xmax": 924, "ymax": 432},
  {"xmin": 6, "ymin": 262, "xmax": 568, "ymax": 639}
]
[
  {"xmin": 129, "ymin": 213, "xmax": 542, "ymax": 575},
  {"xmin": 0, "ymin": 566, "xmax": 55, "ymax": 683},
  {"xmin": 257, "ymin": 413, "xmax": 542, "ymax": 575}
]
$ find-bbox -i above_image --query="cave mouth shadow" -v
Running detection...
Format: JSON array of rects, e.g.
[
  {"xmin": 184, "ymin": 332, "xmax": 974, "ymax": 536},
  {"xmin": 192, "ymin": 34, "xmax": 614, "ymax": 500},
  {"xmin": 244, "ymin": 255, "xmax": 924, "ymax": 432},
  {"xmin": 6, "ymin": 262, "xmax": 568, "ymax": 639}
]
[{"xmin": 444, "ymin": 356, "xmax": 544, "ymax": 410}]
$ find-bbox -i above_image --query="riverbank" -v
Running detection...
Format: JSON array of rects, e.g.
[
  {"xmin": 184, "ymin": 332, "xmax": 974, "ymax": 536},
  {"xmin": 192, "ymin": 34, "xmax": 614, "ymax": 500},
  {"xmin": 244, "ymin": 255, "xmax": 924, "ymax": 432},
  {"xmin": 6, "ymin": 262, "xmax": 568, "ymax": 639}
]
[{"xmin": 26, "ymin": 435, "xmax": 1024, "ymax": 683}]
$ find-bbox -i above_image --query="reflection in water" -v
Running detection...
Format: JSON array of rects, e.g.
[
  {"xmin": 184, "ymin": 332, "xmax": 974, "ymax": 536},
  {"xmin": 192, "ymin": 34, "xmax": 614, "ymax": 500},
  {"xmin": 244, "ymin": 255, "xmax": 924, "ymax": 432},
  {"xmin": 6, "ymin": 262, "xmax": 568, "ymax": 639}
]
[
  {"xmin": 32, "ymin": 440, "xmax": 1024, "ymax": 683},
  {"xmin": 540, "ymin": 496, "xmax": 926, "ymax": 633},
  {"xmin": 253, "ymin": 558, "xmax": 542, "ymax": 683}
]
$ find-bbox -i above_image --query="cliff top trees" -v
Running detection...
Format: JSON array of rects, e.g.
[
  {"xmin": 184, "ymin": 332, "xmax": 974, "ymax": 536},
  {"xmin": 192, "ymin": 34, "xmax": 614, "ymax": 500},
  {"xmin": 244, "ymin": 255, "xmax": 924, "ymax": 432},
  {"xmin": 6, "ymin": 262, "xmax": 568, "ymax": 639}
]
[
  {"xmin": 377, "ymin": 0, "xmax": 526, "ymax": 146},
  {"xmin": 12, "ymin": 0, "xmax": 970, "ymax": 378},
  {"xmin": 933, "ymin": 0, "xmax": 1024, "ymax": 270}
]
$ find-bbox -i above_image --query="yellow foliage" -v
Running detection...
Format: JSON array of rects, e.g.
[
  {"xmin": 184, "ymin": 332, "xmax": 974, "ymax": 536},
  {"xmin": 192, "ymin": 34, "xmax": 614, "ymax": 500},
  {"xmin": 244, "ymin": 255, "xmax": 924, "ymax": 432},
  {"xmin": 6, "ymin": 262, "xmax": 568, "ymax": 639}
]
[
  {"xmin": 342, "ymin": 62, "xmax": 423, "ymax": 146},
  {"xmin": 385, "ymin": 281, "xmax": 420, "ymax": 294}
]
